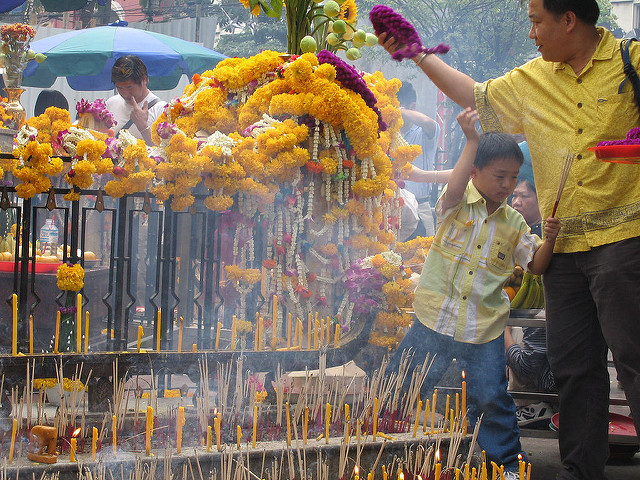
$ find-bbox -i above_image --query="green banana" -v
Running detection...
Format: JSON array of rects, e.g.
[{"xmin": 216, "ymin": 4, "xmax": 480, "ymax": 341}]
[
  {"xmin": 534, "ymin": 275, "xmax": 545, "ymax": 308},
  {"xmin": 510, "ymin": 272, "xmax": 531, "ymax": 308},
  {"xmin": 520, "ymin": 274, "xmax": 540, "ymax": 308}
]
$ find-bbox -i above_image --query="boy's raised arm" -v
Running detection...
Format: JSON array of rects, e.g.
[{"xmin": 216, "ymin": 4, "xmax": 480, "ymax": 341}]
[{"xmin": 440, "ymin": 108, "xmax": 480, "ymax": 212}]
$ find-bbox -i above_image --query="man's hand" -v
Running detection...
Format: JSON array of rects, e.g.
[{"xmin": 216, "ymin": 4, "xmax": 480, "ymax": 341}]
[{"xmin": 129, "ymin": 99, "xmax": 149, "ymax": 132}]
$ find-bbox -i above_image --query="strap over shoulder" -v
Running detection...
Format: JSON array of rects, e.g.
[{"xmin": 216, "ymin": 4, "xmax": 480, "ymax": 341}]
[{"xmin": 618, "ymin": 38, "xmax": 640, "ymax": 110}]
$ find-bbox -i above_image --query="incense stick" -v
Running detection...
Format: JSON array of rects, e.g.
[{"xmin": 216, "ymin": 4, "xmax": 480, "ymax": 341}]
[{"xmin": 551, "ymin": 152, "xmax": 575, "ymax": 217}]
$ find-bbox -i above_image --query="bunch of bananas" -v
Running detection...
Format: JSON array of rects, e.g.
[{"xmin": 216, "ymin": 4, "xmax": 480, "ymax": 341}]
[{"xmin": 510, "ymin": 272, "xmax": 545, "ymax": 309}]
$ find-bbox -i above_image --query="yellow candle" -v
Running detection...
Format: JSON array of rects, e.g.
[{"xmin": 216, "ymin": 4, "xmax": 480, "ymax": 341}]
[
  {"xmin": 286, "ymin": 401, "xmax": 292, "ymax": 446},
  {"xmin": 334, "ymin": 324, "xmax": 341, "ymax": 346},
  {"xmin": 29, "ymin": 314, "xmax": 33, "ymax": 355},
  {"xmin": 471, "ymin": 468, "xmax": 477, "ymax": 480},
  {"xmin": 54, "ymin": 310, "xmax": 61, "ymax": 354},
  {"xmin": 455, "ymin": 468, "xmax": 460, "ymax": 480},
  {"xmin": 215, "ymin": 321, "xmax": 222, "ymax": 350},
  {"xmin": 518, "ymin": 458, "xmax": 525, "ymax": 480},
  {"xmin": 444, "ymin": 394, "xmax": 450, "ymax": 432},
  {"xmin": 177, "ymin": 406, "xmax": 185, "ymax": 453},
  {"xmin": 345, "ymin": 403, "xmax": 350, "ymax": 443},
  {"xmin": 307, "ymin": 313, "xmax": 312, "ymax": 349},
  {"xmin": 319, "ymin": 317, "xmax": 324, "ymax": 345},
  {"xmin": 252, "ymin": 405, "xmax": 258, "ymax": 448},
  {"xmin": 325, "ymin": 403, "xmax": 331, "ymax": 444},
  {"xmin": 192, "ymin": 343, "xmax": 197, "ymax": 352},
  {"xmin": 92, "ymin": 426, "xmax": 98, "ymax": 461},
  {"xmin": 303, "ymin": 406, "xmax": 309, "ymax": 445},
  {"xmin": 455, "ymin": 392, "xmax": 460, "ymax": 420},
  {"xmin": 215, "ymin": 412, "xmax": 221, "ymax": 451},
  {"xmin": 295, "ymin": 318, "xmax": 302, "ymax": 348},
  {"xmin": 287, "ymin": 312, "xmax": 292, "ymax": 348},
  {"xmin": 255, "ymin": 316, "xmax": 259, "ymax": 352},
  {"xmin": 112, "ymin": 414, "xmax": 117, "ymax": 453},
  {"xmin": 178, "ymin": 316, "xmax": 184, "ymax": 352},
  {"xmin": 70, "ymin": 437, "xmax": 77, "ymax": 462},
  {"xmin": 435, "ymin": 462, "xmax": 442, "ymax": 480},
  {"xmin": 146, "ymin": 406, "xmax": 153, "ymax": 455},
  {"xmin": 259, "ymin": 316, "xmax": 265, "ymax": 351},
  {"xmin": 236, "ymin": 425, "xmax": 242, "ymax": 449},
  {"xmin": 431, "ymin": 389, "xmax": 438, "ymax": 433},
  {"xmin": 526, "ymin": 463, "xmax": 532, "ymax": 480},
  {"xmin": 382, "ymin": 465, "xmax": 388, "ymax": 480},
  {"xmin": 354, "ymin": 466, "xmax": 359, "ymax": 480},
  {"xmin": 491, "ymin": 462, "xmax": 498, "ymax": 480},
  {"xmin": 464, "ymin": 464, "xmax": 470, "ymax": 480},
  {"xmin": 413, "ymin": 400, "xmax": 422, "ymax": 437},
  {"xmin": 206, "ymin": 425, "xmax": 212, "ymax": 452},
  {"xmin": 85, "ymin": 310, "xmax": 90, "ymax": 353},
  {"xmin": 76, "ymin": 293, "xmax": 82, "ymax": 353},
  {"xmin": 271, "ymin": 294, "xmax": 278, "ymax": 350},
  {"xmin": 137, "ymin": 325, "xmax": 143, "ymax": 352},
  {"xmin": 461, "ymin": 371, "xmax": 467, "ymax": 418},
  {"xmin": 314, "ymin": 318, "xmax": 319, "ymax": 349},
  {"xmin": 423, "ymin": 399, "xmax": 430, "ymax": 433},
  {"xmin": 326, "ymin": 318, "xmax": 331, "ymax": 345},
  {"xmin": 11, "ymin": 293, "xmax": 17, "ymax": 356},
  {"xmin": 9, "ymin": 418, "xmax": 17, "ymax": 463},
  {"xmin": 231, "ymin": 315, "xmax": 237, "ymax": 350},
  {"xmin": 367, "ymin": 474, "xmax": 372, "ymax": 480},
  {"xmin": 372, "ymin": 397, "xmax": 378, "ymax": 441},
  {"xmin": 156, "ymin": 309, "xmax": 162, "ymax": 352}
]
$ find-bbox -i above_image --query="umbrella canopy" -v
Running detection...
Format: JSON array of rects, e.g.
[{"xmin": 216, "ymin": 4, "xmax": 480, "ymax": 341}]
[{"xmin": 22, "ymin": 25, "xmax": 226, "ymax": 90}]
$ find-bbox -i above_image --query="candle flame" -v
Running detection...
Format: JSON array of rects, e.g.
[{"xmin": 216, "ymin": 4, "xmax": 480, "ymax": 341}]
[
  {"xmin": 354, "ymin": 466, "xmax": 359, "ymax": 475},
  {"xmin": 417, "ymin": 476, "xmax": 423, "ymax": 480},
  {"xmin": 399, "ymin": 472, "xmax": 404, "ymax": 480},
  {"xmin": 214, "ymin": 407, "xmax": 218, "ymax": 415},
  {"xmin": 72, "ymin": 427, "xmax": 81, "ymax": 438},
  {"xmin": 462, "ymin": 370, "xmax": 466, "ymax": 380},
  {"xmin": 518, "ymin": 453, "xmax": 523, "ymax": 461},
  {"xmin": 435, "ymin": 449, "xmax": 440, "ymax": 462}
]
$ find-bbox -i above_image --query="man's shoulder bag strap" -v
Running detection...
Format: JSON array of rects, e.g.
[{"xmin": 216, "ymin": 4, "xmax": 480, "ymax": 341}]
[{"xmin": 618, "ymin": 38, "xmax": 640, "ymax": 111}]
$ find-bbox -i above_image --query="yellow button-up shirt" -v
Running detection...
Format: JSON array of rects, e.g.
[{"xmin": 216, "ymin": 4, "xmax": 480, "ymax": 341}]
[
  {"xmin": 413, "ymin": 182, "xmax": 540, "ymax": 344},
  {"xmin": 474, "ymin": 28, "xmax": 640, "ymax": 253}
]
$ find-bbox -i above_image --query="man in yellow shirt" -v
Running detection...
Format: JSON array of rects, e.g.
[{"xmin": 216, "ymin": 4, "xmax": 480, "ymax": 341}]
[{"xmin": 379, "ymin": 1, "xmax": 640, "ymax": 479}]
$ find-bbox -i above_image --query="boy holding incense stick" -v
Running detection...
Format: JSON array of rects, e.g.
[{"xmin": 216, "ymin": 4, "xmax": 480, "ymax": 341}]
[{"xmin": 387, "ymin": 107, "xmax": 560, "ymax": 478}]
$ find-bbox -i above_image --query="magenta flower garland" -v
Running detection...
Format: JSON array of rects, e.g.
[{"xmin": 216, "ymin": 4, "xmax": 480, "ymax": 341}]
[
  {"xmin": 76, "ymin": 98, "xmax": 117, "ymax": 128},
  {"xmin": 597, "ymin": 127, "xmax": 640, "ymax": 145},
  {"xmin": 316, "ymin": 49, "xmax": 387, "ymax": 132},
  {"xmin": 369, "ymin": 5, "xmax": 449, "ymax": 61}
]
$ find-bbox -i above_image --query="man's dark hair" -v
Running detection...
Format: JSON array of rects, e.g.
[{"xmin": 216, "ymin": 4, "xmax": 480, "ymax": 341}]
[
  {"xmin": 397, "ymin": 82, "xmax": 417, "ymax": 107},
  {"xmin": 474, "ymin": 132, "xmax": 524, "ymax": 169},
  {"xmin": 543, "ymin": 0, "xmax": 599, "ymax": 25},
  {"xmin": 34, "ymin": 89, "xmax": 69, "ymax": 116},
  {"xmin": 111, "ymin": 55, "xmax": 148, "ymax": 84}
]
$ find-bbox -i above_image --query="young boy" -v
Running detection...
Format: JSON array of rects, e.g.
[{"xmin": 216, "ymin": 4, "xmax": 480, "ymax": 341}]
[{"xmin": 387, "ymin": 108, "xmax": 560, "ymax": 479}]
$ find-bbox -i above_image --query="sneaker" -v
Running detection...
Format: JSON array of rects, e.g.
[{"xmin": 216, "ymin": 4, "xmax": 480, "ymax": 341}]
[
  {"xmin": 516, "ymin": 401, "xmax": 553, "ymax": 427},
  {"xmin": 504, "ymin": 472, "xmax": 520, "ymax": 480}
]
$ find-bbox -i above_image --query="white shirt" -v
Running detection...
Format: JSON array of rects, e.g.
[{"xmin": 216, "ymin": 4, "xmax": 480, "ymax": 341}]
[{"xmin": 106, "ymin": 91, "xmax": 167, "ymax": 140}]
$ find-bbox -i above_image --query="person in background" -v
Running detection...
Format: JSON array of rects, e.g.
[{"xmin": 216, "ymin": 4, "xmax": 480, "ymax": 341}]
[
  {"xmin": 397, "ymin": 81, "xmax": 442, "ymax": 237},
  {"xmin": 379, "ymin": 1, "xmax": 640, "ymax": 478},
  {"xmin": 387, "ymin": 107, "xmax": 561, "ymax": 479},
  {"xmin": 505, "ymin": 142, "xmax": 555, "ymax": 428},
  {"xmin": 106, "ymin": 55, "xmax": 166, "ymax": 145},
  {"xmin": 34, "ymin": 89, "xmax": 69, "ymax": 117}
]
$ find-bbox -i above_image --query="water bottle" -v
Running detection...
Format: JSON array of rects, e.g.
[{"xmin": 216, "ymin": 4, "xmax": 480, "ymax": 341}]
[{"xmin": 39, "ymin": 218, "xmax": 59, "ymax": 256}]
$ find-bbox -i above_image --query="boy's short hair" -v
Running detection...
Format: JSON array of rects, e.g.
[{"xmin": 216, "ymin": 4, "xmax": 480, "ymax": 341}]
[
  {"xmin": 397, "ymin": 82, "xmax": 417, "ymax": 107},
  {"xmin": 111, "ymin": 55, "xmax": 148, "ymax": 84},
  {"xmin": 543, "ymin": 0, "xmax": 599, "ymax": 25},
  {"xmin": 474, "ymin": 132, "xmax": 524, "ymax": 169}
]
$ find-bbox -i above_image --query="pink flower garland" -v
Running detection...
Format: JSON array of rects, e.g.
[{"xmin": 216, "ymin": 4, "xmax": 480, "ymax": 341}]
[
  {"xmin": 76, "ymin": 98, "xmax": 117, "ymax": 128},
  {"xmin": 369, "ymin": 5, "xmax": 449, "ymax": 61},
  {"xmin": 597, "ymin": 127, "xmax": 640, "ymax": 146}
]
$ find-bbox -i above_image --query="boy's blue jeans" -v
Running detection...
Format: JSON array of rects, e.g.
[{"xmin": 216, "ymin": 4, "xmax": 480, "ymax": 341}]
[{"xmin": 386, "ymin": 321, "xmax": 525, "ymax": 471}]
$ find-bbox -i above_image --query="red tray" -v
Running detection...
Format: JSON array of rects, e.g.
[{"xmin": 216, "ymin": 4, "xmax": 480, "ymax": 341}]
[
  {"xmin": 0, "ymin": 261, "xmax": 61, "ymax": 274},
  {"xmin": 551, "ymin": 412, "xmax": 638, "ymax": 445},
  {"xmin": 588, "ymin": 145, "xmax": 640, "ymax": 164}
]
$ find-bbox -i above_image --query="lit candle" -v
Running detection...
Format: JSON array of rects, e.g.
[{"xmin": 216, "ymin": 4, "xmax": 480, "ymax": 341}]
[
  {"xmin": 177, "ymin": 406, "xmax": 185, "ymax": 453},
  {"xmin": 431, "ymin": 389, "xmax": 438, "ymax": 433},
  {"xmin": 461, "ymin": 371, "xmax": 467, "ymax": 433},
  {"xmin": 11, "ymin": 293, "xmax": 17, "ymax": 356},
  {"xmin": 92, "ymin": 426, "xmax": 98, "ymax": 461},
  {"xmin": 287, "ymin": 312, "xmax": 292, "ymax": 348},
  {"xmin": 29, "ymin": 314, "xmax": 33, "ymax": 355},
  {"xmin": 444, "ymin": 394, "xmax": 450, "ymax": 432},
  {"xmin": 178, "ymin": 316, "xmax": 184, "ymax": 352},
  {"xmin": 215, "ymin": 412, "xmax": 222, "ymax": 451},
  {"xmin": 236, "ymin": 425, "xmax": 242, "ymax": 449},
  {"xmin": 70, "ymin": 437, "xmax": 77, "ymax": 462},
  {"xmin": 435, "ymin": 461, "xmax": 442, "ymax": 480},
  {"xmin": 137, "ymin": 325, "xmax": 143, "ymax": 352},
  {"xmin": 54, "ymin": 310, "xmax": 61, "ymax": 354},
  {"xmin": 156, "ymin": 309, "xmax": 162, "ymax": 352},
  {"xmin": 413, "ymin": 400, "xmax": 422, "ymax": 437},
  {"xmin": 325, "ymin": 403, "xmax": 331, "ymax": 444},
  {"xmin": 334, "ymin": 323, "xmax": 341, "ymax": 346},
  {"xmin": 398, "ymin": 470, "xmax": 404, "ymax": 480},
  {"xmin": 307, "ymin": 313, "xmax": 312, "ymax": 349},
  {"xmin": 231, "ymin": 315, "xmax": 237, "ymax": 350},
  {"xmin": 76, "ymin": 293, "xmax": 82, "ymax": 353},
  {"xmin": 344, "ymin": 403, "xmax": 350, "ymax": 443},
  {"xmin": 303, "ymin": 406, "xmax": 309, "ymax": 445},
  {"xmin": 146, "ymin": 406, "xmax": 153, "ymax": 455},
  {"xmin": 518, "ymin": 457, "xmax": 525, "ymax": 480},
  {"xmin": 285, "ymin": 401, "xmax": 292, "ymax": 446},
  {"xmin": 252, "ymin": 405, "xmax": 258, "ymax": 448},
  {"xmin": 354, "ymin": 465, "xmax": 359, "ymax": 480},
  {"xmin": 272, "ymin": 294, "xmax": 278, "ymax": 350},
  {"xmin": 206, "ymin": 425, "xmax": 212, "ymax": 452},
  {"xmin": 112, "ymin": 414, "xmax": 117, "ymax": 453},
  {"xmin": 372, "ymin": 397, "xmax": 378, "ymax": 441},
  {"xmin": 215, "ymin": 321, "xmax": 222, "ymax": 350},
  {"xmin": 85, "ymin": 310, "xmax": 90, "ymax": 353},
  {"xmin": 9, "ymin": 418, "xmax": 17, "ymax": 463}
]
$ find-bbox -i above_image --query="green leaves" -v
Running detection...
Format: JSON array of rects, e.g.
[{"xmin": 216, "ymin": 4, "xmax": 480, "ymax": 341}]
[{"xmin": 249, "ymin": 0, "xmax": 284, "ymax": 18}]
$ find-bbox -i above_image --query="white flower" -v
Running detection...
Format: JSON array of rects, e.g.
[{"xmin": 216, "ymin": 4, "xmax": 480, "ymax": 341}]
[{"xmin": 201, "ymin": 131, "xmax": 237, "ymax": 158}]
